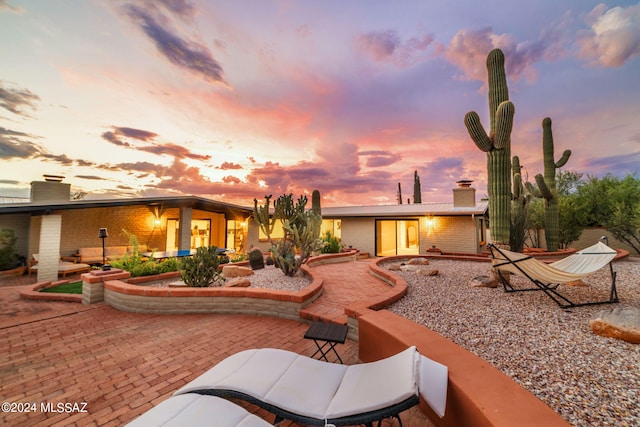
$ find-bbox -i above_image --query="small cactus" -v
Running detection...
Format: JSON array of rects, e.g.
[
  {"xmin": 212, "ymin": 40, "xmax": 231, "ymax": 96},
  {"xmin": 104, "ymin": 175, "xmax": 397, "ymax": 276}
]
[
  {"xmin": 248, "ymin": 247, "xmax": 265, "ymax": 270},
  {"xmin": 180, "ymin": 246, "xmax": 225, "ymax": 287}
]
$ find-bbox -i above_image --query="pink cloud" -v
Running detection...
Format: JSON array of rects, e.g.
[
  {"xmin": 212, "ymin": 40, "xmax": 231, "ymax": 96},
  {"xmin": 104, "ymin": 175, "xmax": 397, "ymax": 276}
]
[
  {"xmin": 577, "ymin": 3, "xmax": 640, "ymax": 67},
  {"xmin": 440, "ymin": 23, "xmax": 568, "ymax": 84},
  {"xmin": 356, "ymin": 29, "xmax": 434, "ymax": 67}
]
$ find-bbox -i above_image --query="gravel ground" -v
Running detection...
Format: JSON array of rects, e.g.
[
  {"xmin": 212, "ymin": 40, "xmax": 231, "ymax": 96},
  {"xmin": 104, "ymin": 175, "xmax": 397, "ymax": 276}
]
[
  {"xmin": 384, "ymin": 257, "xmax": 640, "ymax": 427},
  {"xmin": 148, "ymin": 265, "xmax": 311, "ymax": 291}
]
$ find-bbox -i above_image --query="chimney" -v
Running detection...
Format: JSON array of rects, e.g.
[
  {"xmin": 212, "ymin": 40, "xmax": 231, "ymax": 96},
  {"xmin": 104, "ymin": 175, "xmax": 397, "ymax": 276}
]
[
  {"xmin": 453, "ymin": 180, "xmax": 476, "ymax": 208},
  {"xmin": 30, "ymin": 175, "xmax": 71, "ymax": 203}
]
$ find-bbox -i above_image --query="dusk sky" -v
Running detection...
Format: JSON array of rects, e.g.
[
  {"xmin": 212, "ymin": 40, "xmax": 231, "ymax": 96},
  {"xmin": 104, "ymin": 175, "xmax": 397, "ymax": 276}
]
[{"xmin": 1, "ymin": 0, "xmax": 639, "ymax": 207}]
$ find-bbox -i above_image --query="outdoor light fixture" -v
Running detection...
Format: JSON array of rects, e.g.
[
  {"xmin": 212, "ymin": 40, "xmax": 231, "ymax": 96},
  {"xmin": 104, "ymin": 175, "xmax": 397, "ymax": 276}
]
[{"xmin": 98, "ymin": 228, "xmax": 110, "ymax": 270}]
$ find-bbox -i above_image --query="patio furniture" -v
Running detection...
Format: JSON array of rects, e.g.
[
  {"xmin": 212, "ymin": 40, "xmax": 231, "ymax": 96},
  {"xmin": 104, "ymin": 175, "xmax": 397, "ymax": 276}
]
[
  {"xmin": 173, "ymin": 346, "xmax": 448, "ymax": 426},
  {"xmin": 489, "ymin": 241, "xmax": 619, "ymax": 308},
  {"xmin": 28, "ymin": 254, "xmax": 91, "ymax": 278},
  {"xmin": 304, "ymin": 321, "xmax": 349, "ymax": 363},
  {"xmin": 125, "ymin": 394, "xmax": 271, "ymax": 427}
]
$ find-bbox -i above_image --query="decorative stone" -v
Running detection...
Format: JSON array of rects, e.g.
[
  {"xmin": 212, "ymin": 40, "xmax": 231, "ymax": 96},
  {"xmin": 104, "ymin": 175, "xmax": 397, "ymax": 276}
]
[
  {"xmin": 387, "ymin": 264, "xmax": 402, "ymax": 271},
  {"xmin": 222, "ymin": 265, "xmax": 254, "ymax": 278},
  {"xmin": 419, "ymin": 269, "xmax": 439, "ymax": 277},
  {"xmin": 224, "ymin": 278, "xmax": 251, "ymax": 288},
  {"xmin": 470, "ymin": 275, "xmax": 498, "ymax": 288},
  {"xmin": 590, "ymin": 307, "xmax": 640, "ymax": 344},
  {"xmin": 567, "ymin": 280, "xmax": 588, "ymax": 287},
  {"xmin": 408, "ymin": 258, "xmax": 429, "ymax": 266}
]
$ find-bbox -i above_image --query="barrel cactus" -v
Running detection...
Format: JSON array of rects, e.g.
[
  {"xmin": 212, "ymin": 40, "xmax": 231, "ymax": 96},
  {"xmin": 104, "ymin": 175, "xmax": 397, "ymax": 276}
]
[
  {"xmin": 464, "ymin": 48, "xmax": 515, "ymax": 247},
  {"xmin": 534, "ymin": 117, "xmax": 571, "ymax": 252}
]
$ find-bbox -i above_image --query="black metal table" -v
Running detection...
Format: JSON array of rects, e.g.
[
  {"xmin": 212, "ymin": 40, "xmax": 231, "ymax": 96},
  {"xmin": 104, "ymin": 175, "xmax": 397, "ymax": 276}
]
[{"xmin": 303, "ymin": 322, "xmax": 349, "ymax": 364}]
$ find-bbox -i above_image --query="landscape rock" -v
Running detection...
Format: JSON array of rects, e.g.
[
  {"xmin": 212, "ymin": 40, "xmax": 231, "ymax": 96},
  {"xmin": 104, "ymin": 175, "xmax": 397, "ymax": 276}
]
[
  {"xmin": 224, "ymin": 278, "xmax": 251, "ymax": 288},
  {"xmin": 419, "ymin": 269, "xmax": 439, "ymax": 277},
  {"xmin": 589, "ymin": 307, "xmax": 640, "ymax": 344},
  {"xmin": 470, "ymin": 275, "xmax": 498, "ymax": 288},
  {"xmin": 222, "ymin": 265, "xmax": 254, "ymax": 278}
]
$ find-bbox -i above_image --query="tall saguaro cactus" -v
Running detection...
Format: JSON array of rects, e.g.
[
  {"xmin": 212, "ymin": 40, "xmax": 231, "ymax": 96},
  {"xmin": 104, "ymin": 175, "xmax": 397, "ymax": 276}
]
[
  {"xmin": 534, "ymin": 117, "xmax": 571, "ymax": 252},
  {"xmin": 464, "ymin": 49, "xmax": 515, "ymax": 247},
  {"xmin": 413, "ymin": 170, "xmax": 422, "ymax": 203}
]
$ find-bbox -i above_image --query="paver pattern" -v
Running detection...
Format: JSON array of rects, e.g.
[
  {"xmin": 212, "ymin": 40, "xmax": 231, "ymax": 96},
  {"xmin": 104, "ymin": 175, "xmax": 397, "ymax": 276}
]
[{"xmin": 0, "ymin": 262, "xmax": 432, "ymax": 426}]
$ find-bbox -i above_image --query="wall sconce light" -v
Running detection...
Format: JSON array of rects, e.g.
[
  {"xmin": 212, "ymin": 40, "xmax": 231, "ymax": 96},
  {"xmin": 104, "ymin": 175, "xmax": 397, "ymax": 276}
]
[{"xmin": 98, "ymin": 228, "xmax": 110, "ymax": 270}]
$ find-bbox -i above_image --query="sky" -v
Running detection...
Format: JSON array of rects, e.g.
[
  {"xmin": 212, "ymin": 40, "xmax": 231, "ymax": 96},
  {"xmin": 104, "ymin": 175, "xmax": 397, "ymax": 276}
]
[{"xmin": 1, "ymin": 0, "xmax": 639, "ymax": 207}]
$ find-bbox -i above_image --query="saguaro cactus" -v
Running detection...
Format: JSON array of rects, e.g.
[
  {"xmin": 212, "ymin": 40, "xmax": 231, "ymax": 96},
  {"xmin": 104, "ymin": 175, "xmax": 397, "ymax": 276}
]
[
  {"xmin": 413, "ymin": 170, "xmax": 422, "ymax": 203},
  {"xmin": 464, "ymin": 49, "xmax": 515, "ymax": 247},
  {"xmin": 534, "ymin": 117, "xmax": 571, "ymax": 252}
]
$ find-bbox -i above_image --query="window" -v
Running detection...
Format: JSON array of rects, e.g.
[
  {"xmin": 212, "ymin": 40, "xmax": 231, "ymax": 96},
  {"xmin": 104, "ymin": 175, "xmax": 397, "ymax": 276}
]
[{"xmin": 166, "ymin": 219, "xmax": 211, "ymax": 250}]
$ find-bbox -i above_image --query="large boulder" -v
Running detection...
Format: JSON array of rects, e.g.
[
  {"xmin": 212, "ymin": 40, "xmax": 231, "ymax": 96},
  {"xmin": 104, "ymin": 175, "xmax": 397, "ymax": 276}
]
[{"xmin": 590, "ymin": 307, "xmax": 640, "ymax": 344}]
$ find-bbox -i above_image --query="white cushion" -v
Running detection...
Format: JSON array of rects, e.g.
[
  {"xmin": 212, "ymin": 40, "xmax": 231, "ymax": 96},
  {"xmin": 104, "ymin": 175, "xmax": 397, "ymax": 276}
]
[
  {"xmin": 125, "ymin": 394, "xmax": 271, "ymax": 427},
  {"xmin": 418, "ymin": 355, "xmax": 449, "ymax": 418},
  {"xmin": 264, "ymin": 354, "xmax": 347, "ymax": 419},
  {"xmin": 326, "ymin": 346, "xmax": 418, "ymax": 418}
]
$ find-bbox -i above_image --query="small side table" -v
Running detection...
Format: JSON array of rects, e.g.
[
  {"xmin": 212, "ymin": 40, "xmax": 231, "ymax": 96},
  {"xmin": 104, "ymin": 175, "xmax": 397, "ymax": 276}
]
[{"xmin": 304, "ymin": 322, "xmax": 349, "ymax": 364}]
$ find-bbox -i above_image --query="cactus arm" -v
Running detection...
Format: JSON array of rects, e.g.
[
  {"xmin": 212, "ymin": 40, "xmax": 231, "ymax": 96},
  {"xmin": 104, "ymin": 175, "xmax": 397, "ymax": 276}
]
[
  {"xmin": 556, "ymin": 150, "xmax": 572, "ymax": 168},
  {"xmin": 535, "ymin": 174, "xmax": 552, "ymax": 201},
  {"xmin": 464, "ymin": 112, "xmax": 493, "ymax": 152},
  {"xmin": 525, "ymin": 181, "xmax": 540, "ymax": 198},
  {"xmin": 494, "ymin": 101, "xmax": 515, "ymax": 150}
]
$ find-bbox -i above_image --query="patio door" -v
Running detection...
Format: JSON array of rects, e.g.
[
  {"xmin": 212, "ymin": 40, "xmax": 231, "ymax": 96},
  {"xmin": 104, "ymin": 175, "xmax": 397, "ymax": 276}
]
[
  {"xmin": 166, "ymin": 219, "xmax": 211, "ymax": 250},
  {"xmin": 375, "ymin": 219, "xmax": 419, "ymax": 256}
]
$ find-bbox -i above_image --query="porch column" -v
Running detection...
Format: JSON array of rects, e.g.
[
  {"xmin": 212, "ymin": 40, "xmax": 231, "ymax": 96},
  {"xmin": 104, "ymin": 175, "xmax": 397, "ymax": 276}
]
[
  {"xmin": 37, "ymin": 215, "xmax": 62, "ymax": 283},
  {"xmin": 177, "ymin": 207, "xmax": 192, "ymax": 251}
]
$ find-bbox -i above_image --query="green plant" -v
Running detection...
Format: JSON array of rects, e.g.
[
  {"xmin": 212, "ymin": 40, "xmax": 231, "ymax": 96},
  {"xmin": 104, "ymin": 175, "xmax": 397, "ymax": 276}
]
[
  {"xmin": 254, "ymin": 192, "xmax": 323, "ymax": 277},
  {"xmin": 320, "ymin": 231, "xmax": 341, "ymax": 254},
  {"xmin": 465, "ymin": 48, "xmax": 515, "ymax": 247},
  {"xmin": 0, "ymin": 229, "xmax": 18, "ymax": 270},
  {"xmin": 40, "ymin": 281, "xmax": 82, "ymax": 294},
  {"xmin": 532, "ymin": 117, "xmax": 571, "ymax": 252},
  {"xmin": 510, "ymin": 156, "xmax": 533, "ymax": 253},
  {"xmin": 180, "ymin": 246, "xmax": 225, "ymax": 287},
  {"xmin": 248, "ymin": 248, "xmax": 265, "ymax": 270}
]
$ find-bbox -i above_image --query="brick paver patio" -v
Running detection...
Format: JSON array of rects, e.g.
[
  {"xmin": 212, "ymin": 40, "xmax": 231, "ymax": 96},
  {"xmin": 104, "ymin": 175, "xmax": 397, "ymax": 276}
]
[{"xmin": 0, "ymin": 261, "xmax": 433, "ymax": 426}]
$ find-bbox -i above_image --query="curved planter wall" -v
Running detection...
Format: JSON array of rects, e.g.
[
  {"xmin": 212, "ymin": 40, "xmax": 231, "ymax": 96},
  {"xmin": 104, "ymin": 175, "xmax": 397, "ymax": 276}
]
[{"xmin": 96, "ymin": 264, "xmax": 322, "ymax": 320}]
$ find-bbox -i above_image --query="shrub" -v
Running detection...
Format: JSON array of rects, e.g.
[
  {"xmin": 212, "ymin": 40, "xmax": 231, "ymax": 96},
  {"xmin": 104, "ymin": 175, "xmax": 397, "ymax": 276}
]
[
  {"xmin": 0, "ymin": 229, "xmax": 18, "ymax": 271},
  {"xmin": 180, "ymin": 246, "xmax": 225, "ymax": 287},
  {"xmin": 320, "ymin": 231, "xmax": 341, "ymax": 254}
]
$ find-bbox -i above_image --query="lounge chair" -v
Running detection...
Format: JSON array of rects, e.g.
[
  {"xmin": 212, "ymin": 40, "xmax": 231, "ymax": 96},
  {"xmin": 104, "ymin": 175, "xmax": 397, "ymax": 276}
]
[
  {"xmin": 125, "ymin": 394, "xmax": 272, "ymax": 427},
  {"xmin": 489, "ymin": 241, "xmax": 619, "ymax": 308},
  {"xmin": 173, "ymin": 346, "xmax": 448, "ymax": 426},
  {"xmin": 28, "ymin": 254, "xmax": 91, "ymax": 278}
]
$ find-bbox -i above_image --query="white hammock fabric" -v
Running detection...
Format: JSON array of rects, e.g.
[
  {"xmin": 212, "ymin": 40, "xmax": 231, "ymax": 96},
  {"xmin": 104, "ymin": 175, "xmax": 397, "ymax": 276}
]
[{"xmin": 491, "ymin": 242, "xmax": 617, "ymax": 284}]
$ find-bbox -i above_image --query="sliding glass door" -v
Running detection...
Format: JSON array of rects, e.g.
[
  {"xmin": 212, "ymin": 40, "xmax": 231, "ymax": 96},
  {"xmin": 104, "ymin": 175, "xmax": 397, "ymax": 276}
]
[{"xmin": 375, "ymin": 219, "xmax": 419, "ymax": 256}]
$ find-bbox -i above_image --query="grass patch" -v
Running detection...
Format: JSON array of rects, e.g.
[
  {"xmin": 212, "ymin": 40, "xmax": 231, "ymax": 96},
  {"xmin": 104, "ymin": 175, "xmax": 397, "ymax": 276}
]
[{"xmin": 40, "ymin": 281, "xmax": 82, "ymax": 294}]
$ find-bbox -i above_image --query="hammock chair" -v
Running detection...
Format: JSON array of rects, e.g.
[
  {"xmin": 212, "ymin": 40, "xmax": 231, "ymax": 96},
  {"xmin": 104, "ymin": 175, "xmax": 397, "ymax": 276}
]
[{"xmin": 489, "ymin": 241, "xmax": 619, "ymax": 308}]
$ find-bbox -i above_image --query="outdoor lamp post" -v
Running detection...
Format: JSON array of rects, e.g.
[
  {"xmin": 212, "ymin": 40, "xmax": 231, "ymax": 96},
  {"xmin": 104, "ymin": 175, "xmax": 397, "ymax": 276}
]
[{"xmin": 98, "ymin": 228, "xmax": 110, "ymax": 270}]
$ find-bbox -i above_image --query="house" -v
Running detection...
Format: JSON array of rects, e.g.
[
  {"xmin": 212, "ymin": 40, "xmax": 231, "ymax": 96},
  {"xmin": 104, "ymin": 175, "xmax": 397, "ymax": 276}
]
[
  {"xmin": 0, "ymin": 177, "xmax": 487, "ymax": 281},
  {"xmin": 0, "ymin": 176, "xmax": 253, "ymax": 282},
  {"xmin": 321, "ymin": 181, "xmax": 489, "ymax": 257}
]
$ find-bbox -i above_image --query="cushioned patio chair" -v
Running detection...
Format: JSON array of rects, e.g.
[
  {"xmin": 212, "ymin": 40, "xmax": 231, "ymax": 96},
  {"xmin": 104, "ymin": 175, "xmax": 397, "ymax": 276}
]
[
  {"xmin": 28, "ymin": 254, "xmax": 91, "ymax": 278},
  {"xmin": 173, "ymin": 346, "xmax": 448, "ymax": 426},
  {"xmin": 125, "ymin": 394, "xmax": 272, "ymax": 427},
  {"xmin": 489, "ymin": 241, "xmax": 619, "ymax": 308}
]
